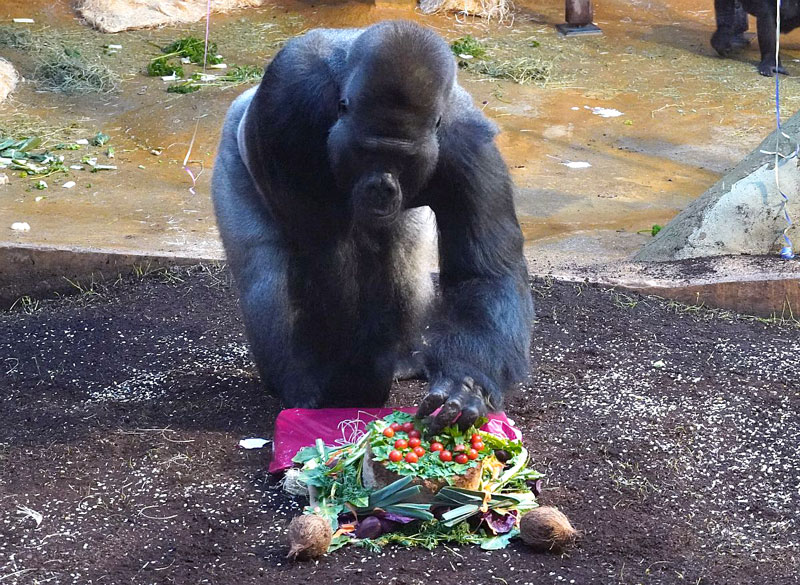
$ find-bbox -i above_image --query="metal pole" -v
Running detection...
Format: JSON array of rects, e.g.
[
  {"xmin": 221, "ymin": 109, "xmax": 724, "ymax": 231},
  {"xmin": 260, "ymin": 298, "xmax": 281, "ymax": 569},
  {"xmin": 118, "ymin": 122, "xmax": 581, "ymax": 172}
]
[
  {"xmin": 557, "ymin": 0, "xmax": 602, "ymax": 36},
  {"xmin": 565, "ymin": 0, "xmax": 592, "ymax": 26}
]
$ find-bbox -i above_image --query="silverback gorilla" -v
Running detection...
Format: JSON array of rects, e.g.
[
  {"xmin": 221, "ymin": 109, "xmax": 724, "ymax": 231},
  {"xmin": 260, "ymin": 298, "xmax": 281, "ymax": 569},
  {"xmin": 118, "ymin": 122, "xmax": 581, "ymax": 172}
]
[
  {"xmin": 212, "ymin": 21, "xmax": 534, "ymax": 432},
  {"xmin": 712, "ymin": 0, "xmax": 800, "ymax": 76}
]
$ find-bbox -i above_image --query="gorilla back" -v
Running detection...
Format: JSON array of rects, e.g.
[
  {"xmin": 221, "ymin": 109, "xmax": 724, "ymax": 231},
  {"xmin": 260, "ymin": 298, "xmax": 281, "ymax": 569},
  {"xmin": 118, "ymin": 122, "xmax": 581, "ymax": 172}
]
[{"xmin": 212, "ymin": 21, "xmax": 534, "ymax": 428}]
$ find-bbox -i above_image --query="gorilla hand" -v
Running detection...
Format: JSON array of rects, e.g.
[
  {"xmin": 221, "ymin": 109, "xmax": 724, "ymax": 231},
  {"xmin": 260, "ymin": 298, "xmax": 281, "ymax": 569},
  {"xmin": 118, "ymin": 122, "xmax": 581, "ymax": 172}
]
[{"xmin": 417, "ymin": 376, "xmax": 495, "ymax": 434}]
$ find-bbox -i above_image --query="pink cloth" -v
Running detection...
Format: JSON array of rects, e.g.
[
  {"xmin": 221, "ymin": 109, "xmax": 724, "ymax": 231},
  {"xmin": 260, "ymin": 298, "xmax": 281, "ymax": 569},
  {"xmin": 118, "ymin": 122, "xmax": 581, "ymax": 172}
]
[{"xmin": 268, "ymin": 407, "xmax": 521, "ymax": 473}]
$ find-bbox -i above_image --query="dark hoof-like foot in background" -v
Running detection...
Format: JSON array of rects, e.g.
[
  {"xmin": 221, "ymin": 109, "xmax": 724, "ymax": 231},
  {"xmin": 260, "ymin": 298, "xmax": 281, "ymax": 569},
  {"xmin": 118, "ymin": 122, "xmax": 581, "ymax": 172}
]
[
  {"xmin": 711, "ymin": 32, "xmax": 737, "ymax": 57},
  {"xmin": 759, "ymin": 60, "xmax": 789, "ymax": 77},
  {"xmin": 730, "ymin": 33, "xmax": 751, "ymax": 50}
]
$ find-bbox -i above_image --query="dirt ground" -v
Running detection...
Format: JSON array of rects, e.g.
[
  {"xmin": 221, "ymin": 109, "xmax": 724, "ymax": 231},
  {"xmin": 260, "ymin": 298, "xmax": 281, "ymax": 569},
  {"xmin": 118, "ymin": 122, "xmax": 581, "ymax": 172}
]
[{"xmin": 0, "ymin": 266, "xmax": 798, "ymax": 585}]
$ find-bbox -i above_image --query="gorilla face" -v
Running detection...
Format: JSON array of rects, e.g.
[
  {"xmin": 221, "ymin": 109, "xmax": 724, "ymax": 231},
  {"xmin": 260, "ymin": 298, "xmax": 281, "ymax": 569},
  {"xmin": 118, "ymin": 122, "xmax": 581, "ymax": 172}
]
[
  {"xmin": 327, "ymin": 23, "xmax": 455, "ymax": 226},
  {"xmin": 327, "ymin": 97, "xmax": 441, "ymax": 225}
]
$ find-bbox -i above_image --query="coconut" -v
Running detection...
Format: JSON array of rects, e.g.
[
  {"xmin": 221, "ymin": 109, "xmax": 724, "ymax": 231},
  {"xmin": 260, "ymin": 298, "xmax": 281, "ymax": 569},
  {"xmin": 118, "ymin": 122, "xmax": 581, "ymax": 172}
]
[
  {"xmin": 519, "ymin": 506, "xmax": 578, "ymax": 553},
  {"xmin": 286, "ymin": 514, "xmax": 332, "ymax": 561}
]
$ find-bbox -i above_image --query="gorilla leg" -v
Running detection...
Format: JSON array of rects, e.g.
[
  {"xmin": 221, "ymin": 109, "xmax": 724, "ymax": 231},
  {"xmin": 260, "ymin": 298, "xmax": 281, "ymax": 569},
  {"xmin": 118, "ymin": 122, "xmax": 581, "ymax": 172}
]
[
  {"xmin": 755, "ymin": 7, "xmax": 785, "ymax": 76},
  {"xmin": 734, "ymin": 1, "xmax": 750, "ymax": 36},
  {"xmin": 712, "ymin": 0, "xmax": 750, "ymax": 56}
]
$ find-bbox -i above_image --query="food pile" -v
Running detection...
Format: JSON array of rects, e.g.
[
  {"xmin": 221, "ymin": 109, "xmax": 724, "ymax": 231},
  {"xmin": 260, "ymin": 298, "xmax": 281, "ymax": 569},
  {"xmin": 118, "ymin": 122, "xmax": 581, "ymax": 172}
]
[{"xmin": 284, "ymin": 410, "xmax": 576, "ymax": 557}]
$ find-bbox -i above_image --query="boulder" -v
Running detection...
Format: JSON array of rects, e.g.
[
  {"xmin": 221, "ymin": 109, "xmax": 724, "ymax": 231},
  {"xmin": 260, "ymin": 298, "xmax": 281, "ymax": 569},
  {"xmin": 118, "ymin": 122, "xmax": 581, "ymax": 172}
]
[
  {"xmin": 636, "ymin": 110, "xmax": 800, "ymax": 261},
  {"xmin": 0, "ymin": 58, "xmax": 19, "ymax": 103},
  {"xmin": 76, "ymin": 0, "xmax": 268, "ymax": 33}
]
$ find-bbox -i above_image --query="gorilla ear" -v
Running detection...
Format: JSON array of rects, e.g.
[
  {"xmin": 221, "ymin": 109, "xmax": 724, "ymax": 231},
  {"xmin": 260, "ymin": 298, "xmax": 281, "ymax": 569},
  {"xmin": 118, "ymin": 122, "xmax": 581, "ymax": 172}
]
[{"xmin": 338, "ymin": 98, "xmax": 349, "ymax": 116}]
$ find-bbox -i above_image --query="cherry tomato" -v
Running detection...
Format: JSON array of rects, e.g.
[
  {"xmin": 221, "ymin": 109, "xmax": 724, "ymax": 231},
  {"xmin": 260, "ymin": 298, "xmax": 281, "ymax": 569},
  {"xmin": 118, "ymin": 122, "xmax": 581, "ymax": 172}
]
[
  {"xmin": 467, "ymin": 448, "xmax": 479, "ymax": 460},
  {"xmin": 430, "ymin": 442, "xmax": 444, "ymax": 452},
  {"xmin": 394, "ymin": 439, "xmax": 408, "ymax": 450},
  {"xmin": 413, "ymin": 446, "xmax": 426, "ymax": 457},
  {"xmin": 439, "ymin": 450, "xmax": 453, "ymax": 462},
  {"xmin": 390, "ymin": 422, "xmax": 401, "ymax": 431},
  {"xmin": 471, "ymin": 440, "xmax": 485, "ymax": 451},
  {"xmin": 389, "ymin": 450, "xmax": 403, "ymax": 462},
  {"xmin": 470, "ymin": 433, "xmax": 482, "ymax": 443},
  {"xmin": 454, "ymin": 453, "xmax": 469, "ymax": 464},
  {"xmin": 401, "ymin": 422, "xmax": 415, "ymax": 433},
  {"xmin": 383, "ymin": 427, "xmax": 395, "ymax": 438},
  {"xmin": 408, "ymin": 429, "xmax": 422, "ymax": 439},
  {"xmin": 454, "ymin": 444, "xmax": 467, "ymax": 453},
  {"xmin": 405, "ymin": 452, "xmax": 419, "ymax": 463},
  {"xmin": 408, "ymin": 437, "xmax": 421, "ymax": 448}
]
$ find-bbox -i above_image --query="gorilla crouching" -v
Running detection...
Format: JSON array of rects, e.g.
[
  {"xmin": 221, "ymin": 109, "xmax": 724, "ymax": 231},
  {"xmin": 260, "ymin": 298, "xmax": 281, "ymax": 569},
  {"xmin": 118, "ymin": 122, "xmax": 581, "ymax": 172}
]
[
  {"xmin": 212, "ymin": 21, "xmax": 534, "ymax": 432},
  {"xmin": 712, "ymin": 0, "xmax": 800, "ymax": 75}
]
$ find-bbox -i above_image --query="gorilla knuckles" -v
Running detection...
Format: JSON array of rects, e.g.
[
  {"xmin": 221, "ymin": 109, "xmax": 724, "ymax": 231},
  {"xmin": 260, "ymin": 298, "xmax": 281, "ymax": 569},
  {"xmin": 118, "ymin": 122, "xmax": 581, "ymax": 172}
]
[
  {"xmin": 327, "ymin": 24, "xmax": 455, "ymax": 225},
  {"xmin": 212, "ymin": 21, "xmax": 534, "ymax": 423}
]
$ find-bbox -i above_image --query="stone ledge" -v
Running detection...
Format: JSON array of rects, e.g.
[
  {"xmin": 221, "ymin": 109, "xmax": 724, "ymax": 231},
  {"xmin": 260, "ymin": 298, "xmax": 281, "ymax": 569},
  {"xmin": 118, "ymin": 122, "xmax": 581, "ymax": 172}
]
[
  {"xmin": 0, "ymin": 243, "xmax": 220, "ymax": 308},
  {"xmin": 528, "ymin": 255, "xmax": 800, "ymax": 318}
]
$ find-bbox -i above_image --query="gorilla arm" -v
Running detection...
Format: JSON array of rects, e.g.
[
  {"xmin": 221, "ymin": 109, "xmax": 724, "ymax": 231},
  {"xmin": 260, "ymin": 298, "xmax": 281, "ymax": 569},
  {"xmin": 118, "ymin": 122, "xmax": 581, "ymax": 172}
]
[{"xmin": 418, "ymin": 117, "xmax": 534, "ymax": 433}]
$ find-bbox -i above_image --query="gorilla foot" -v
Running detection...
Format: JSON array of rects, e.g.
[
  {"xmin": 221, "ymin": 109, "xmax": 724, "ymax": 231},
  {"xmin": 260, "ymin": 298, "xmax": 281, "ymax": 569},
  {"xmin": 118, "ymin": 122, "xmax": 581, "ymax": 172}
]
[
  {"xmin": 759, "ymin": 60, "xmax": 788, "ymax": 77},
  {"xmin": 730, "ymin": 33, "xmax": 751, "ymax": 50}
]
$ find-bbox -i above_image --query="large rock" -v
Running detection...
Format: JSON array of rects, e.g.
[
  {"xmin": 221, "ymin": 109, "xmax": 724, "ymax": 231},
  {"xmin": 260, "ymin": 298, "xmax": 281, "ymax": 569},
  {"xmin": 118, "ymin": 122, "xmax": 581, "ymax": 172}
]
[
  {"xmin": 76, "ymin": 0, "xmax": 268, "ymax": 33},
  {"xmin": 636, "ymin": 111, "xmax": 800, "ymax": 261},
  {"xmin": 0, "ymin": 58, "xmax": 18, "ymax": 103}
]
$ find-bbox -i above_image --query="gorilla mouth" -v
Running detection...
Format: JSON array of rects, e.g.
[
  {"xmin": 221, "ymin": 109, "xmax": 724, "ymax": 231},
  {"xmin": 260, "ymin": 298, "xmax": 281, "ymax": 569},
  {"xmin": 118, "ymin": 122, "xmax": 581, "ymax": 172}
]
[{"xmin": 370, "ymin": 202, "xmax": 401, "ymax": 220}]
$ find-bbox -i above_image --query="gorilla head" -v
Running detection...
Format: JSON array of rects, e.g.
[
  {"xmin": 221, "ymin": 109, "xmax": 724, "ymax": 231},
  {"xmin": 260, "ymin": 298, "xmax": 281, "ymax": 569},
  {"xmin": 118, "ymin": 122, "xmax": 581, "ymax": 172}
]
[{"xmin": 327, "ymin": 21, "xmax": 457, "ymax": 225}]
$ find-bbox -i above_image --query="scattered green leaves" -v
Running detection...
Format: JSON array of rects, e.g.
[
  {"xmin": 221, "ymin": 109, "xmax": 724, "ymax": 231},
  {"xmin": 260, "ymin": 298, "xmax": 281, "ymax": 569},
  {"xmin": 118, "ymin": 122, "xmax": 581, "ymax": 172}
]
[
  {"xmin": 166, "ymin": 82, "xmax": 200, "ymax": 94},
  {"xmin": 451, "ymin": 35, "xmax": 486, "ymax": 59},
  {"xmin": 162, "ymin": 36, "xmax": 222, "ymax": 66},
  {"xmin": 91, "ymin": 133, "xmax": 110, "ymax": 146},
  {"xmin": 148, "ymin": 56, "xmax": 184, "ymax": 78}
]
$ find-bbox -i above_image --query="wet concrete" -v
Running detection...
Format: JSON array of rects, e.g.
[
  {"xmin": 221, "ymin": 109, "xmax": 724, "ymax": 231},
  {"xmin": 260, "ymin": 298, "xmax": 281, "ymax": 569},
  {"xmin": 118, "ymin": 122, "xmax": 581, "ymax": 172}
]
[{"xmin": 1, "ymin": 0, "xmax": 799, "ymax": 273}]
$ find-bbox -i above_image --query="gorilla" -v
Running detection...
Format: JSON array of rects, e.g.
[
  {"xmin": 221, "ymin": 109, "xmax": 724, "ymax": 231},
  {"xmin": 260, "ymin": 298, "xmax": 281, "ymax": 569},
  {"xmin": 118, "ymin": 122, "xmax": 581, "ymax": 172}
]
[
  {"xmin": 712, "ymin": 0, "xmax": 800, "ymax": 76},
  {"xmin": 212, "ymin": 20, "xmax": 534, "ymax": 432}
]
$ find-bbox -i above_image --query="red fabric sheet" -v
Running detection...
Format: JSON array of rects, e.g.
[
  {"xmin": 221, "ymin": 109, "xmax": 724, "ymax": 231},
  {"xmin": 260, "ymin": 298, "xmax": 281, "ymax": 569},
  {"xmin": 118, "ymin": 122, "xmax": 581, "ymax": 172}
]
[{"xmin": 269, "ymin": 407, "xmax": 521, "ymax": 473}]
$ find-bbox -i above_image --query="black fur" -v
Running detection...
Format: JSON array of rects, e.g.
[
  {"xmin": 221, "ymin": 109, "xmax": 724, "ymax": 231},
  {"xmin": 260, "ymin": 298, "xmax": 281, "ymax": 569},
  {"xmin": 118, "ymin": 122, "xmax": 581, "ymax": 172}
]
[
  {"xmin": 712, "ymin": 0, "xmax": 800, "ymax": 75},
  {"xmin": 212, "ymin": 21, "xmax": 534, "ymax": 431}
]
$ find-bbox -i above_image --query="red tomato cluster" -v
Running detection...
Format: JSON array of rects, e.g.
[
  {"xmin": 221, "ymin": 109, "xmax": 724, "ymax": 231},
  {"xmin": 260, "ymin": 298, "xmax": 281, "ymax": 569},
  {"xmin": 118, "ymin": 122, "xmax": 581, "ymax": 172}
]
[
  {"xmin": 383, "ymin": 421, "xmax": 488, "ymax": 467},
  {"xmin": 386, "ymin": 421, "xmax": 426, "ymax": 464},
  {"xmin": 447, "ymin": 433, "xmax": 486, "ymax": 464}
]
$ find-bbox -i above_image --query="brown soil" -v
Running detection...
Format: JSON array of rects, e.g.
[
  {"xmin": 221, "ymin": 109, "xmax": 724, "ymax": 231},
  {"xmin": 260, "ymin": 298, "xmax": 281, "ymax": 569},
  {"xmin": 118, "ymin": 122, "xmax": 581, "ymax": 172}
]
[{"xmin": 1, "ymin": 267, "xmax": 798, "ymax": 584}]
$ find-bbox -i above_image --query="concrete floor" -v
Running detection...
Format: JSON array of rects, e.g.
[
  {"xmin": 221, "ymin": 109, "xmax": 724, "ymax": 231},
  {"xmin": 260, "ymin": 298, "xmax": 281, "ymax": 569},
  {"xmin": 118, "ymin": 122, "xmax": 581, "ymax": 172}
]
[{"xmin": 1, "ymin": 0, "xmax": 799, "ymax": 269}]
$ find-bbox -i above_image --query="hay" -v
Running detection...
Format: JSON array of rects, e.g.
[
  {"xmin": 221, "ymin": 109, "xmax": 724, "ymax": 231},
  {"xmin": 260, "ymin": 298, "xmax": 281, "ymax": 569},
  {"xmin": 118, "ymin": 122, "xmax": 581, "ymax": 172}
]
[
  {"xmin": 420, "ymin": 0, "xmax": 514, "ymax": 22},
  {"xmin": 476, "ymin": 56, "xmax": 553, "ymax": 85},
  {"xmin": 0, "ymin": 26, "xmax": 34, "ymax": 50},
  {"xmin": 33, "ymin": 46, "xmax": 119, "ymax": 94}
]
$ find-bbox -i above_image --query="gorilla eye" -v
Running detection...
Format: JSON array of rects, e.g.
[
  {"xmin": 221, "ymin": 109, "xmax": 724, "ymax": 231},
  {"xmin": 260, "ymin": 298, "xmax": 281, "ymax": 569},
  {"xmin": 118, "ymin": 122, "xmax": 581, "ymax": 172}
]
[
  {"xmin": 338, "ymin": 98, "xmax": 349, "ymax": 115},
  {"xmin": 435, "ymin": 116, "xmax": 442, "ymax": 129}
]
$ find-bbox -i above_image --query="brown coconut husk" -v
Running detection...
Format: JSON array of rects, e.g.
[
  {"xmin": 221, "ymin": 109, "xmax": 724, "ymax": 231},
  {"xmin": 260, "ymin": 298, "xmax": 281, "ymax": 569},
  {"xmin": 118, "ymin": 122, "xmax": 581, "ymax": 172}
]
[
  {"xmin": 519, "ymin": 506, "xmax": 579, "ymax": 553},
  {"xmin": 287, "ymin": 514, "xmax": 332, "ymax": 561}
]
